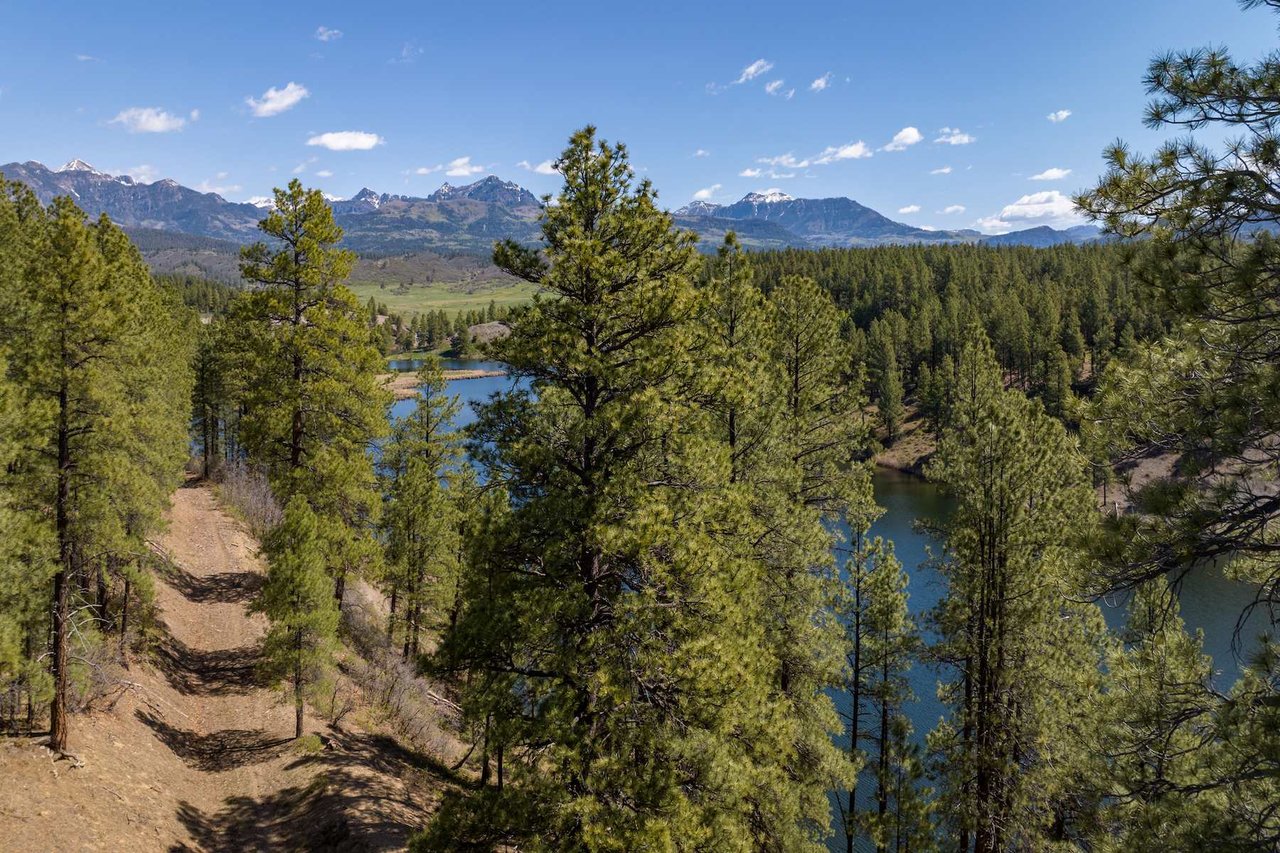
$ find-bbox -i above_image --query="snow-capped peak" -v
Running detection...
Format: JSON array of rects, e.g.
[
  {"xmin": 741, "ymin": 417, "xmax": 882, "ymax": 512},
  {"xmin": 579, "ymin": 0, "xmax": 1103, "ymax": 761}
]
[
  {"xmin": 247, "ymin": 196, "xmax": 276, "ymax": 210},
  {"xmin": 57, "ymin": 159, "xmax": 107, "ymax": 176},
  {"xmin": 322, "ymin": 192, "xmax": 345, "ymax": 202},
  {"xmin": 741, "ymin": 189, "xmax": 794, "ymax": 204}
]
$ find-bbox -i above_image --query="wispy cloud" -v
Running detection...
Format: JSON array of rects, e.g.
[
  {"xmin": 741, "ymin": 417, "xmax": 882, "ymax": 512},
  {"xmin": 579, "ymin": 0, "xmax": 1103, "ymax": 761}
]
[
  {"xmin": 414, "ymin": 165, "xmax": 442, "ymax": 175},
  {"xmin": 934, "ymin": 127, "xmax": 975, "ymax": 145},
  {"xmin": 814, "ymin": 141, "xmax": 872, "ymax": 163},
  {"xmin": 810, "ymin": 72, "xmax": 831, "ymax": 92},
  {"xmin": 882, "ymin": 127, "xmax": 923, "ymax": 152},
  {"xmin": 693, "ymin": 149, "xmax": 710, "ymax": 158},
  {"xmin": 196, "ymin": 173, "xmax": 242, "ymax": 196},
  {"xmin": 315, "ymin": 26, "xmax": 343, "ymax": 42},
  {"xmin": 109, "ymin": 106, "xmax": 190, "ymax": 133},
  {"xmin": 246, "ymin": 82, "xmax": 309, "ymax": 117},
  {"xmin": 735, "ymin": 59, "xmax": 773, "ymax": 84},
  {"xmin": 1047, "ymin": 109, "xmax": 1071, "ymax": 123},
  {"xmin": 739, "ymin": 167, "xmax": 762, "ymax": 178},
  {"xmin": 975, "ymin": 190, "xmax": 1084, "ymax": 232},
  {"xmin": 445, "ymin": 156, "xmax": 484, "ymax": 177},
  {"xmin": 765, "ymin": 79, "xmax": 785, "ymax": 95},
  {"xmin": 1030, "ymin": 167, "xmax": 1071, "ymax": 181},
  {"xmin": 693, "ymin": 183, "xmax": 721, "ymax": 201},
  {"xmin": 306, "ymin": 131, "xmax": 383, "ymax": 151},
  {"xmin": 75, "ymin": 54, "xmax": 98, "ymax": 62},
  {"xmin": 315, "ymin": 169, "xmax": 334, "ymax": 178},
  {"xmin": 940, "ymin": 204, "xmax": 966, "ymax": 214},
  {"xmin": 898, "ymin": 204, "xmax": 921, "ymax": 214},
  {"xmin": 517, "ymin": 159, "xmax": 558, "ymax": 175},
  {"xmin": 930, "ymin": 165, "xmax": 953, "ymax": 175}
]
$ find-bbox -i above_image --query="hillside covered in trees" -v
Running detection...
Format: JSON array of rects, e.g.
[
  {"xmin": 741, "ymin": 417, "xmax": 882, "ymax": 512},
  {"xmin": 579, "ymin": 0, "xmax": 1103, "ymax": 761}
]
[{"xmin": 3, "ymin": 2, "xmax": 1280, "ymax": 850}]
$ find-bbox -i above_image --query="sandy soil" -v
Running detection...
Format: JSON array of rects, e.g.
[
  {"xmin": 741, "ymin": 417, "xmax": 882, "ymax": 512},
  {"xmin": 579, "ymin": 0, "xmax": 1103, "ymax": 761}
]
[
  {"xmin": 380, "ymin": 369, "xmax": 506, "ymax": 401},
  {"xmin": 0, "ymin": 482, "xmax": 444, "ymax": 851}
]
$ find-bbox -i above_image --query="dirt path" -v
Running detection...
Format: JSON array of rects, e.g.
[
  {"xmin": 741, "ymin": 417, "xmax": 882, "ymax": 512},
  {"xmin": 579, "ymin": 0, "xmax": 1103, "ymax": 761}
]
[{"xmin": 0, "ymin": 481, "xmax": 441, "ymax": 851}]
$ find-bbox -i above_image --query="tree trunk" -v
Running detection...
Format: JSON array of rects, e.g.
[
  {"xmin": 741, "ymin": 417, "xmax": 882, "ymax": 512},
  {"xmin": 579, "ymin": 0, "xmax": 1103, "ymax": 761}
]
[
  {"xmin": 119, "ymin": 575, "xmax": 131, "ymax": 668},
  {"xmin": 49, "ymin": 379, "xmax": 72, "ymax": 753},
  {"xmin": 293, "ymin": 630, "xmax": 304, "ymax": 739}
]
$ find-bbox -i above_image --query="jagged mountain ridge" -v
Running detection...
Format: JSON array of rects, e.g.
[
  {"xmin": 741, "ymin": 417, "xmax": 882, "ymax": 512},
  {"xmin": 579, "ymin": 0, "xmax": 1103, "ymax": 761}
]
[{"xmin": 0, "ymin": 159, "xmax": 1100, "ymax": 254}]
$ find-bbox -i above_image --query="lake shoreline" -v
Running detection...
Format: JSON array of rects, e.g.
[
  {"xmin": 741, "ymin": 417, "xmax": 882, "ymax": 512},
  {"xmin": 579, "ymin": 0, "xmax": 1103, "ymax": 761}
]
[{"xmin": 380, "ymin": 369, "xmax": 508, "ymax": 400}]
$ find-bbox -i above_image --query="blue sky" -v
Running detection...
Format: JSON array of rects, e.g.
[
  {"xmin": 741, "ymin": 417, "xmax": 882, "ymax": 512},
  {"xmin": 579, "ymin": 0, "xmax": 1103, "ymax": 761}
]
[{"xmin": 0, "ymin": 0, "xmax": 1276, "ymax": 233}]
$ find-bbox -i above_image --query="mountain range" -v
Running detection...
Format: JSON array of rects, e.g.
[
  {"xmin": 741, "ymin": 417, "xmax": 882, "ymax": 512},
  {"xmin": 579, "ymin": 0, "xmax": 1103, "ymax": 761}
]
[{"xmin": 0, "ymin": 159, "xmax": 1103, "ymax": 260}]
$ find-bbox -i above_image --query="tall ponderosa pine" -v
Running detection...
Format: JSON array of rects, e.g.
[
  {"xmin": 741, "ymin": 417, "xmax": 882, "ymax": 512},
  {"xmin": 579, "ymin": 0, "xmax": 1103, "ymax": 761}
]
[
  {"xmin": 420, "ymin": 129, "xmax": 812, "ymax": 850},
  {"xmin": 696, "ymin": 238, "xmax": 877, "ymax": 848},
  {"xmin": 226, "ymin": 179, "xmax": 389, "ymax": 603},
  {"xmin": 381, "ymin": 358, "xmax": 463, "ymax": 660},
  {"xmin": 927, "ymin": 327, "xmax": 1107, "ymax": 850},
  {"xmin": 1076, "ymin": 0, "xmax": 1280, "ymax": 838},
  {"xmin": 0, "ymin": 184, "xmax": 192, "ymax": 750},
  {"xmin": 841, "ymin": 537, "xmax": 926, "ymax": 852}
]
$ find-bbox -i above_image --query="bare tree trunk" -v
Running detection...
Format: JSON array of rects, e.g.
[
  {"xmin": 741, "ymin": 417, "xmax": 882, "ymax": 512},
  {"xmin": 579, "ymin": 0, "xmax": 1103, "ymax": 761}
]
[{"xmin": 49, "ymin": 379, "xmax": 72, "ymax": 752}]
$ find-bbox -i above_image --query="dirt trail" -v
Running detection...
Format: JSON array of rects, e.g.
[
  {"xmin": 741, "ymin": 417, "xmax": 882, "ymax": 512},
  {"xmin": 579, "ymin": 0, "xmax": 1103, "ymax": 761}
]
[{"xmin": 0, "ymin": 481, "xmax": 440, "ymax": 851}]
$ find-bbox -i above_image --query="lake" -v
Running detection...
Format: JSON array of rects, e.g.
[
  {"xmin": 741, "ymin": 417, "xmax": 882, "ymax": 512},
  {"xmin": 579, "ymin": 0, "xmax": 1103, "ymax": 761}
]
[{"xmin": 392, "ymin": 362, "xmax": 1265, "ymax": 848}]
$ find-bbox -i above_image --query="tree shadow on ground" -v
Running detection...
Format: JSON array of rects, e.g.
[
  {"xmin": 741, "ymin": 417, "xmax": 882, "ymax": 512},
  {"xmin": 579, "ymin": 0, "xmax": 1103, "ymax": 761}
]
[
  {"xmin": 161, "ymin": 561, "xmax": 264, "ymax": 605},
  {"xmin": 151, "ymin": 626, "xmax": 267, "ymax": 696},
  {"xmin": 169, "ymin": 728, "xmax": 457, "ymax": 852},
  {"xmin": 136, "ymin": 709, "xmax": 290, "ymax": 773}
]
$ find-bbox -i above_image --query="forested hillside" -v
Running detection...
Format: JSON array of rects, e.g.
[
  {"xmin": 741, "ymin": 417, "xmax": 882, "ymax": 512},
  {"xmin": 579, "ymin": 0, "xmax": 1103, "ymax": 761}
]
[{"xmin": 3, "ymin": 1, "xmax": 1280, "ymax": 850}]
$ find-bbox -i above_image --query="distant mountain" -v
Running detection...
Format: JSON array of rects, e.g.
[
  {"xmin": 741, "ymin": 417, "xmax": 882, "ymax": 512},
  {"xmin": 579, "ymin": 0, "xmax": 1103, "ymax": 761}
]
[
  {"xmin": 0, "ymin": 159, "xmax": 1107, "ymax": 258},
  {"xmin": 0, "ymin": 160, "xmax": 264, "ymax": 241},
  {"xmin": 980, "ymin": 224, "xmax": 1104, "ymax": 248},
  {"xmin": 676, "ymin": 191, "xmax": 979, "ymax": 247}
]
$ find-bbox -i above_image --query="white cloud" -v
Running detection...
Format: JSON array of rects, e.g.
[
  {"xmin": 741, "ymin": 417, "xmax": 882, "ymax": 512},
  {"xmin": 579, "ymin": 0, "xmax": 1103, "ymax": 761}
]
[
  {"xmin": 934, "ymin": 127, "xmax": 975, "ymax": 145},
  {"xmin": 739, "ymin": 167, "xmax": 762, "ymax": 177},
  {"xmin": 1030, "ymin": 167, "xmax": 1072, "ymax": 181},
  {"xmin": 975, "ymin": 189, "xmax": 1084, "ymax": 233},
  {"xmin": 306, "ymin": 131, "xmax": 383, "ymax": 151},
  {"xmin": 882, "ymin": 126, "xmax": 923, "ymax": 152},
  {"xmin": 810, "ymin": 72, "xmax": 831, "ymax": 92},
  {"xmin": 189, "ymin": 109, "xmax": 200, "ymax": 121},
  {"xmin": 784, "ymin": 88, "xmax": 795, "ymax": 100},
  {"xmin": 75, "ymin": 54, "xmax": 98, "ymax": 62},
  {"xmin": 315, "ymin": 169, "xmax": 334, "ymax": 178},
  {"xmin": 765, "ymin": 79, "xmax": 785, "ymax": 95},
  {"xmin": 735, "ymin": 59, "xmax": 773, "ymax": 84},
  {"xmin": 1047, "ymin": 109, "xmax": 1072, "ymax": 123},
  {"xmin": 693, "ymin": 184, "xmax": 721, "ymax": 201},
  {"xmin": 693, "ymin": 149, "xmax": 710, "ymax": 158},
  {"xmin": 814, "ymin": 141, "xmax": 872, "ymax": 163},
  {"xmin": 246, "ymin": 82, "xmax": 309, "ymax": 117},
  {"xmin": 196, "ymin": 175, "xmax": 242, "ymax": 195},
  {"xmin": 930, "ymin": 165, "xmax": 953, "ymax": 175},
  {"xmin": 940, "ymin": 204, "xmax": 966, "ymax": 214},
  {"xmin": 445, "ymin": 156, "xmax": 484, "ymax": 177},
  {"xmin": 898, "ymin": 204, "xmax": 921, "ymax": 214},
  {"xmin": 315, "ymin": 26, "xmax": 342, "ymax": 42},
  {"xmin": 414, "ymin": 165, "xmax": 442, "ymax": 175},
  {"xmin": 758, "ymin": 153, "xmax": 810, "ymax": 169},
  {"xmin": 517, "ymin": 159, "xmax": 558, "ymax": 175},
  {"xmin": 109, "ymin": 106, "xmax": 188, "ymax": 133}
]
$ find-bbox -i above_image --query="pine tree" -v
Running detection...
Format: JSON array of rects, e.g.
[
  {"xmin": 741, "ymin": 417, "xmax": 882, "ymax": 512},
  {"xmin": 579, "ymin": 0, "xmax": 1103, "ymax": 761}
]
[
  {"xmin": 419, "ymin": 128, "xmax": 797, "ymax": 849},
  {"xmin": 255, "ymin": 496, "xmax": 339, "ymax": 739},
  {"xmin": 0, "ymin": 185, "xmax": 192, "ymax": 750},
  {"xmin": 381, "ymin": 358, "xmax": 463, "ymax": 659},
  {"xmin": 926, "ymin": 326, "xmax": 1108, "ymax": 850},
  {"xmin": 877, "ymin": 346, "xmax": 905, "ymax": 446},
  {"xmin": 226, "ymin": 180, "xmax": 389, "ymax": 604}
]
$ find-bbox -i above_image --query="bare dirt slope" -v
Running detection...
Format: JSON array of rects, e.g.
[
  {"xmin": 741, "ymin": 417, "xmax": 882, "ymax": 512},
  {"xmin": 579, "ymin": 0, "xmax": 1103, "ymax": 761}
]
[{"xmin": 0, "ymin": 482, "xmax": 442, "ymax": 852}]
